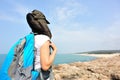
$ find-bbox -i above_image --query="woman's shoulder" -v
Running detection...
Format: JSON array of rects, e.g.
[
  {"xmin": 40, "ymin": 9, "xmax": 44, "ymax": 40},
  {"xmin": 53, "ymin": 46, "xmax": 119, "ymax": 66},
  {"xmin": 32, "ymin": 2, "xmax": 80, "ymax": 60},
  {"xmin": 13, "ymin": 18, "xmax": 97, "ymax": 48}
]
[
  {"xmin": 35, "ymin": 34, "xmax": 50, "ymax": 40},
  {"xmin": 35, "ymin": 34, "xmax": 50, "ymax": 45}
]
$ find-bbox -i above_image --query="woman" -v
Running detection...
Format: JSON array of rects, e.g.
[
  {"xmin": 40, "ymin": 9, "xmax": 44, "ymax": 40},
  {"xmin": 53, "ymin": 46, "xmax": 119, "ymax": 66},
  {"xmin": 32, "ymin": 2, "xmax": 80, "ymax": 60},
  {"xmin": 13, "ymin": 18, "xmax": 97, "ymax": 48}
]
[{"xmin": 26, "ymin": 10, "xmax": 57, "ymax": 80}]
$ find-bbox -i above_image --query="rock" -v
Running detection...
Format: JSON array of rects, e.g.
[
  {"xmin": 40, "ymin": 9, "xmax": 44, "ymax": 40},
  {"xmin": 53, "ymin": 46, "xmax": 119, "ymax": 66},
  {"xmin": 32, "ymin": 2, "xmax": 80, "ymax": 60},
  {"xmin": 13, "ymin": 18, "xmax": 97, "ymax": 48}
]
[
  {"xmin": 111, "ymin": 73, "xmax": 120, "ymax": 80},
  {"xmin": 53, "ymin": 55, "xmax": 120, "ymax": 80}
]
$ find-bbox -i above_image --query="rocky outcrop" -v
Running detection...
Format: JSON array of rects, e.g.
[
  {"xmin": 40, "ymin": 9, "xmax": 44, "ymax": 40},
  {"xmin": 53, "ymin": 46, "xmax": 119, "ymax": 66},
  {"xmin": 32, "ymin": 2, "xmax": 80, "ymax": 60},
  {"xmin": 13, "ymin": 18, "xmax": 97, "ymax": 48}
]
[{"xmin": 53, "ymin": 55, "xmax": 120, "ymax": 80}]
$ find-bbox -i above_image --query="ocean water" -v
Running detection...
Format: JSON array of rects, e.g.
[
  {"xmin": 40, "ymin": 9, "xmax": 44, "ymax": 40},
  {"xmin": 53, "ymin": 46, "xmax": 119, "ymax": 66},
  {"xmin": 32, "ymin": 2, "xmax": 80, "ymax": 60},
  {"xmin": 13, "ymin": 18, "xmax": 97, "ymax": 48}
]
[
  {"xmin": 54, "ymin": 54, "xmax": 96, "ymax": 65},
  {"xmin": 0, "ymin": 54, "xmax": 96, "ymax": 69},
  {"xmin": 0, "ymin": 54, "xmax": 6, "ymax": 69}
]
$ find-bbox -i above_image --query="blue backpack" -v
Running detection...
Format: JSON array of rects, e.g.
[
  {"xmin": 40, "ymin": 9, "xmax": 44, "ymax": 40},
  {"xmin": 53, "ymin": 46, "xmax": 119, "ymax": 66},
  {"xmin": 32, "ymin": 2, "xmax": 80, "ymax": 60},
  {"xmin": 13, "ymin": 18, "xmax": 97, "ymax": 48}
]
[{"xmin": 0, "ymin": 33, "xmax": 39, "ymax": 80}]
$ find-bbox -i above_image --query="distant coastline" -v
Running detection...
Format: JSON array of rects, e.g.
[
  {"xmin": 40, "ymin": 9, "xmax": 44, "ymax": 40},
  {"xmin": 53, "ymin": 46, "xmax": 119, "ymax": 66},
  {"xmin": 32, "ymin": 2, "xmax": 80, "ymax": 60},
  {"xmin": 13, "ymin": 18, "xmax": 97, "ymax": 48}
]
[
  {"xmin": 76, "ymin": 50, "xmax": 120, "ymax": 54},
  {"xmin": 75, "ymin": 50, "xmax": 120, "ymax": 58},
  {"xmin": 77, "ymin": 53, "xmax": 120, "ymax": 58}
]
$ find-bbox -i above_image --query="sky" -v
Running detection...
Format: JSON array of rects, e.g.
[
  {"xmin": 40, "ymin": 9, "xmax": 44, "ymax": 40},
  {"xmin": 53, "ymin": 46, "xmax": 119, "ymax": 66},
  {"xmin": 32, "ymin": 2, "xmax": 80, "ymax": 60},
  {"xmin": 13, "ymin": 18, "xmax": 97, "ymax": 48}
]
[{"xmin": 0, "ymin": 0, "xmax": 120, "ymax": 54}]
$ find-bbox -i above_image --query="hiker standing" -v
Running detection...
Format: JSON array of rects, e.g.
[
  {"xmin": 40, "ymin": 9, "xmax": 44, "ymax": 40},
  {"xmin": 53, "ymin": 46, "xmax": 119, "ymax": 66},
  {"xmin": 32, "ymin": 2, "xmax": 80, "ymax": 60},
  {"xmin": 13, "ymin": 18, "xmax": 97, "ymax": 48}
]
[{"xmin": 27, "ymin": 10, "xmax": 57, "ymax": 80}]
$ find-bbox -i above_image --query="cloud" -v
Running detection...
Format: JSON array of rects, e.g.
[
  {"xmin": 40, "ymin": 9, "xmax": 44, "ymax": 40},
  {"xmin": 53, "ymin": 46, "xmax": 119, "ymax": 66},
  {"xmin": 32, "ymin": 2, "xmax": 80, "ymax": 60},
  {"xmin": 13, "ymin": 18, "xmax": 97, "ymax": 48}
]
[
  {"xmin": 0, "ymin": 13, "xmax": 15, "ymax": 22},
  {"xmin": 0, "ymin": 12, "xmax": 26, "ymax": 24},
  {"xmin": 54, "ymin": 0, "xmax": 87, "ymax": 22},
  {"xmin": 49, "ymin": 0, "xmax": 120, "ymax": 53},
  {"xmin": 1, "ymin": 0, "xmax": 119, "ymax": 53},
  {"xmin": 13, "ymin": 3, "xmax": 31, "ymax": 17},
  {"xmin": 14, "ymin": 5, "xmax": 29, "ymax": 16},
  {"xmin": 101, "ymin": 20, "xmax": 120, "ymax": 49},
  {"xmin": 0, "ymin": 1, "xmax": 30, "ymax": 24},
  {"xmin": 51, "ymin": 18, "xmax": 120, "ymax": 53}
]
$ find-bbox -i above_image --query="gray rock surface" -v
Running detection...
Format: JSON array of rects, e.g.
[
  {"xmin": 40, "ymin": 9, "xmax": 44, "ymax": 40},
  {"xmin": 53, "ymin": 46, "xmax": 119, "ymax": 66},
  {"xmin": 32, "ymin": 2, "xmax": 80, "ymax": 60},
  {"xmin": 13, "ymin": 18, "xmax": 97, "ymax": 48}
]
[{"xmin": 53, "ymin": 55, "xmax": 120, "ymax": 80}]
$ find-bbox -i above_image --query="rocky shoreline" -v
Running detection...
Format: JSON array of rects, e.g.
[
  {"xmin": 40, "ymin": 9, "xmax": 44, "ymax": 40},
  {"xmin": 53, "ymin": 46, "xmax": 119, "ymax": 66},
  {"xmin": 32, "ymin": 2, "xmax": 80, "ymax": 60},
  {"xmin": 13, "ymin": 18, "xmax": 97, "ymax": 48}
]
[{"xmin": 53, "ymin": 55, "xmax": 120, "ymax": 80}]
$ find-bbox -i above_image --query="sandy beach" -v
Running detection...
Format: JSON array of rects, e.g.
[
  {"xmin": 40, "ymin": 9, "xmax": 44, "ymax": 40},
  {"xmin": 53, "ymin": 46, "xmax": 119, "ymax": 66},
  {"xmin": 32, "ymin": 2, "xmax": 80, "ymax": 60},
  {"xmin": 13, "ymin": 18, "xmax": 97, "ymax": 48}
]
[{"xmin": 77, "ymin": 53, "xmax": 120, "ymax": 58}]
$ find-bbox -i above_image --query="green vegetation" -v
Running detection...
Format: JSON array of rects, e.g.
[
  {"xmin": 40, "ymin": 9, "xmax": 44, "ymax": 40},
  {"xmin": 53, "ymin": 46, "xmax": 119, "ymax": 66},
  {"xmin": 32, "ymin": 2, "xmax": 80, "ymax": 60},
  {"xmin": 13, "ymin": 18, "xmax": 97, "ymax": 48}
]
[{"xmin": 77, "ymin": 50, "xmax": 120, "ymax": 54}]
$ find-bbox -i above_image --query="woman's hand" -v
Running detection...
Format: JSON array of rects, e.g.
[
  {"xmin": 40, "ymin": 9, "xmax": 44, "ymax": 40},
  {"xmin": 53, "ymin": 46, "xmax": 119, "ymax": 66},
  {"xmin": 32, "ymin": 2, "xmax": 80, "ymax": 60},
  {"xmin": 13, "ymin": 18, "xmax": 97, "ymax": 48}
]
[{"xmin": 50, "ymin": 42, "xmax": 57, "ymax": 52}]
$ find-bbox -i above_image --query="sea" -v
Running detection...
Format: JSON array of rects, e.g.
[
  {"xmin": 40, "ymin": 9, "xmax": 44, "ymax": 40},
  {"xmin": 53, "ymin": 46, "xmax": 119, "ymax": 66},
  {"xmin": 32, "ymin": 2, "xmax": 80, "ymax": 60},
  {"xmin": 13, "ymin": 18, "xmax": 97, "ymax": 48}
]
[{"xmin": 0, "ymin": 53, "xmax": 96, "ymax": 69}]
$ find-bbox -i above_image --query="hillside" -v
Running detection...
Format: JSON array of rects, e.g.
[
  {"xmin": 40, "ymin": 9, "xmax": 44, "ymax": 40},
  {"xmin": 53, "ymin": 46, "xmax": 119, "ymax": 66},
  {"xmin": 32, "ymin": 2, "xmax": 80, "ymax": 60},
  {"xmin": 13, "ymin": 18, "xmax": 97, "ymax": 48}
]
[{"xmin": 77, "ymin": 50, "xmax": 120, "ymax": 54}]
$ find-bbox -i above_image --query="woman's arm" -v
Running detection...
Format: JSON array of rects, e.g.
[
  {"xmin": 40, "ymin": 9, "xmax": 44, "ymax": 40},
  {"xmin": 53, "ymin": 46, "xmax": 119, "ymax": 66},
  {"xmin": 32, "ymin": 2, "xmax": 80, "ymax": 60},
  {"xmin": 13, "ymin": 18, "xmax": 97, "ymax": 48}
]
[{"xmin": 40, "ymin": 41, "xmax": 57, "ymax": 71}]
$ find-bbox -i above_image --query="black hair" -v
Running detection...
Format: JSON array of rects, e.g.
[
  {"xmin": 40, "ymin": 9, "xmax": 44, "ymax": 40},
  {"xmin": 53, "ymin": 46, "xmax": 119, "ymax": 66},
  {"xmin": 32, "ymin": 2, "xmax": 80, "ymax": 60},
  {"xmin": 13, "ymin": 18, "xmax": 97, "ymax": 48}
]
[{"xmin": 26, "ymin": 10, "xmax": 52, "ymax": 38}]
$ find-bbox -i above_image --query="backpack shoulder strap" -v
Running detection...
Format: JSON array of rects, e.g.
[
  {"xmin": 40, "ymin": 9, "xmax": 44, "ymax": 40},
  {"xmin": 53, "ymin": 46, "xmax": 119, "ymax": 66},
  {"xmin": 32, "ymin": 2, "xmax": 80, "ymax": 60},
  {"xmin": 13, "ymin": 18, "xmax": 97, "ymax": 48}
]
[{"xmin": 23, "ymin": 33, "xmax": 35, "ymax": 67}]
